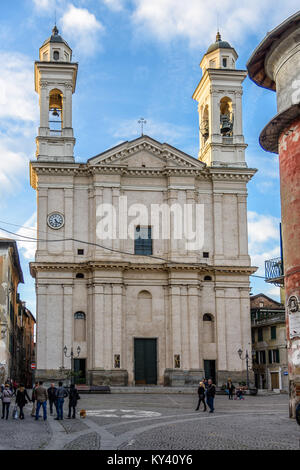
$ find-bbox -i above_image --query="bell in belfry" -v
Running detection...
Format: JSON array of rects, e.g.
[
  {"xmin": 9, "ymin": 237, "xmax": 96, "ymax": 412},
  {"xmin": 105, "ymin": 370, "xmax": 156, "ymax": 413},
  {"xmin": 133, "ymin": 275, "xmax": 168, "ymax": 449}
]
[{"xmin": 220, "ymin": 113, "xmax": 233, "ymax": 135}]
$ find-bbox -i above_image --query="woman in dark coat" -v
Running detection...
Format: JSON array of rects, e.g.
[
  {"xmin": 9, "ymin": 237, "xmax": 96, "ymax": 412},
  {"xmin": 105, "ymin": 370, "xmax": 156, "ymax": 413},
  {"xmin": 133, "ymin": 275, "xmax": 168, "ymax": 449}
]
[
  {"xmin": 16, "ymin": 384, "xmax": 31, "ymax": 419},
  {"xmin": 67, "ymin": 384, "xmax": 80, "ymax": 419},
  {"xmin": 195, "ymin": 381, "xmax": 207, "ymax": 411}
]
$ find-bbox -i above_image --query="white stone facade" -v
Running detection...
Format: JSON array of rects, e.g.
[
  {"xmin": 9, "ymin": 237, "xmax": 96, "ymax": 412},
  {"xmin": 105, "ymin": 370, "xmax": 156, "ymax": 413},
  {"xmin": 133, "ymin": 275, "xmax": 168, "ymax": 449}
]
[{"xmin": 30, "ymin": 31, "xmax": 257, "ymax": 386}]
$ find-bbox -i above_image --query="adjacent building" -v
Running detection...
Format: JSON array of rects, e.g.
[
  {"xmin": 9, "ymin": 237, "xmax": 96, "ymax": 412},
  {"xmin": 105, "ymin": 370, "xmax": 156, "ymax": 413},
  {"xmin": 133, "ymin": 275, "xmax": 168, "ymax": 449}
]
[
  {"xmin": 247, "ymin": 11, "xmax": 300, "ymax": 417},
  {"xmin": 251, "ymin": 294, "xmax": 287, "ymax": 392},
  {"xmin": 30, "ymin": 28, "xmax": 257, "ymax": 386},
  {"xmin": 0, "ymin": 238, "xmax": 35, "ymax": 387}
]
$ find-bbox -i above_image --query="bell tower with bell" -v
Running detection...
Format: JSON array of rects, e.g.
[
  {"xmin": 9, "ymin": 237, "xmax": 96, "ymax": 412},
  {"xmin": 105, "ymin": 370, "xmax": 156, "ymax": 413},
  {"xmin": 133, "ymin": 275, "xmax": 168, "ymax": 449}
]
[
  {"xmin": 192, "ymin": 32, "xmax": 248, "ymax": 167},
  {"xmin": 34, "ymin": 26, "xmax": 78, "ymax": 162}
]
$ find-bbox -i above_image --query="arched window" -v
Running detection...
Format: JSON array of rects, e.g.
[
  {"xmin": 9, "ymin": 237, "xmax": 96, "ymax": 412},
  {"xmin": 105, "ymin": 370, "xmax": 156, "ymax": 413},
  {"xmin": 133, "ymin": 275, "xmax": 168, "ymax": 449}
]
[
  {"xmin": 74, "ymin": 312, "xmax": 86, "ymax": 341},
  {"xmin": 137, "ymin": 290, "xmax": 152, "ymax": 322},
  {"xmin": 200, "ymin": 105, "xmax": 209, "ymax": 143},
  {"xmin": 76, "ymin": 273, "xmax": 85, "ymax": 279},
  {"xmin": 203, "ymin": 313, "xmax": 215, "ymax": 343},
  {"xmin": 220, "ymin": 97, "xmax": 233, "ymax": 136},
  {"xmin": 49, "ymin": 88, "xmax": 63, "ymax": 135},
  {"xmin": 204, "ymin": 275, "xmax": 212, "ymax": 281}
]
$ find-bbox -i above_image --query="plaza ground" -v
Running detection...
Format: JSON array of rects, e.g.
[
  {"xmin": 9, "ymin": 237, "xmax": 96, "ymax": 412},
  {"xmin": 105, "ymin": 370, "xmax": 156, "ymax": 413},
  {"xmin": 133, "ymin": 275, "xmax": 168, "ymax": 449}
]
[{"xmin": 0, "ymin": 392, "xmax": 299, "ymax": 450}]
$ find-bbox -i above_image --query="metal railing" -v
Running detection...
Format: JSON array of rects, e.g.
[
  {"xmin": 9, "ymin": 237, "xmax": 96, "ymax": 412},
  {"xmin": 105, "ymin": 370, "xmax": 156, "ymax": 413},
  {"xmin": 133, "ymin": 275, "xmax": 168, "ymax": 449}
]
[{"xmin": 265, "ymin": 257, "xmax": 284, "ymax": 285}]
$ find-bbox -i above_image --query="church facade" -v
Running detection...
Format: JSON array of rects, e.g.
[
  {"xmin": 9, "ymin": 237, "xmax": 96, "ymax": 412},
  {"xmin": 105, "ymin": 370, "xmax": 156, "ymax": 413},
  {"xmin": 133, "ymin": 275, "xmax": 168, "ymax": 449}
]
[{"xmin": 30, "ymin": 28, "xmax": 256, "ymax": 386}]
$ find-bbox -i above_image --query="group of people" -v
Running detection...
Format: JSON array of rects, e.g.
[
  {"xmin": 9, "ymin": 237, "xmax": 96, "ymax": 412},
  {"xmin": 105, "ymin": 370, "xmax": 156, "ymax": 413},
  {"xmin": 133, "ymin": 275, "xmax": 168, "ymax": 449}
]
[
  {"xmin": 195, "ymin": 377, "xmax": 245, "ymax": 412},
  {"xmin": 195, "ymin": 378, "xmax": 216, "ymax": 413},
  {"xmin": 226, "ymin": 378, "xmax": 245, "ymax": 400},
  {"xmin": 1, "ymin": 380, "xmax": 80, "ymax": 421}
]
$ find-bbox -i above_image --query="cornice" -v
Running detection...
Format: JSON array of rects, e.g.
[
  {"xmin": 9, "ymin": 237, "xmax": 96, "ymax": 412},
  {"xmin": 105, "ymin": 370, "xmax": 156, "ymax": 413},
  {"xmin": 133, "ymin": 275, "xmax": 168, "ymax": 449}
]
[{"xmin": 29, "ymin": 261, "xmax": 257, "ymax": 278}]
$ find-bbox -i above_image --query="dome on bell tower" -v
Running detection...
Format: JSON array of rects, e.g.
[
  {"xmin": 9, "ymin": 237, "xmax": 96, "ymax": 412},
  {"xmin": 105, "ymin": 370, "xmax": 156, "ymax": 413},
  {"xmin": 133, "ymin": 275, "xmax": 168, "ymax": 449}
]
[
  {"xmin": 206, "ymin": 31, "xmax": 233, "ymax": 55},
  {"xmin": 200, "ymin": 32, "xmax": 238, "ymax": 72},
  {"xmin": 39, "ymin": 26, "xmax": 73, "ymax": 63}
]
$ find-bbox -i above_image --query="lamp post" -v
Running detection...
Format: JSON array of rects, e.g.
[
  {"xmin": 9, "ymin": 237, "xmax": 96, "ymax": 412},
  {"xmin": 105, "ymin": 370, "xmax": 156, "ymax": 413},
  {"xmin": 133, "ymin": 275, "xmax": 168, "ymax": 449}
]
[
  {"xmin": 63, "ymin": 346, "xmax": 81, "ymax": 385},
  {"xmin": 238, "ymin": 348, "xmax": 249, "ymax": 388}
]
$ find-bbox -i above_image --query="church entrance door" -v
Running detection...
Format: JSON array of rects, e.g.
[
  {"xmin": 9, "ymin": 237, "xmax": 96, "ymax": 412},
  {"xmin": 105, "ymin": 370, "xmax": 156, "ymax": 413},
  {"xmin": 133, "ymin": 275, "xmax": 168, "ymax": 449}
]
[{"xmin": 134, "ymin": 338, "xmax": 157, "ymax": 385}]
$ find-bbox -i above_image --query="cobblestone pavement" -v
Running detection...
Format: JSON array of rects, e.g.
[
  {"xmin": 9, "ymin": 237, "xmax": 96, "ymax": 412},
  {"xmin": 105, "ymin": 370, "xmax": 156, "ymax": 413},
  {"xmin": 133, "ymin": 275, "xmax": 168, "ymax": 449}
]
[{"xmin": 0, "ymin": 393, "xmax": 299, "ymax": 450}]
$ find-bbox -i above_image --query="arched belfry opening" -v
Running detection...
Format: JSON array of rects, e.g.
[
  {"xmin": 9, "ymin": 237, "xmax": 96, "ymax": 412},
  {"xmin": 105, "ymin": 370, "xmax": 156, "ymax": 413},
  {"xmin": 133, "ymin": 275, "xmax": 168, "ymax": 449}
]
[
  {"xmin": 200, "ymin": 104, "xmax": 209, "ymax": 147},
  {"xmin": 49, "ymin": 88, "xmax": 63, "ymax": 135},
  {"xmin": 220, "ymin": 96, "xmax": 233, "ymax": 136}
]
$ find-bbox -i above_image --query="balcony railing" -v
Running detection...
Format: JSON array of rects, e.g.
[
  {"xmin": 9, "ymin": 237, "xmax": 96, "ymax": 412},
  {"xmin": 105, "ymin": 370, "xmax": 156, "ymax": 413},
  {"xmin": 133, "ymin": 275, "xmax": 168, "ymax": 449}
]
[{"xmin": 265, "ymin": 257, "xmax": 284, "ymax": 286}]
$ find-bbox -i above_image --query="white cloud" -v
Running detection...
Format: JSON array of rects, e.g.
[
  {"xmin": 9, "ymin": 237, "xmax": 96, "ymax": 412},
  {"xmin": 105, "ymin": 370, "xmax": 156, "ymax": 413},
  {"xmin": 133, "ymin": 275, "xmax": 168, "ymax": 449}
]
[
  {"xmin": 131, "ymin": 0, "xmax": 300, "ymax": 48},
  {"xmin": 16, "ymin": 213, "xmax": 37, "ymax": 261},
  {"xmin": 0, "ymin": 53, "xmax": 38, "ymax": 122},
  {"xmin": 102, "ymin": 0, "xmax": 125, "ymax": 11},
  {"xmin": 0, "ymin": 141, "xmax": 28, "ymax": 196},
  {"xmin": 112, "ymin": 118, "xmax": 191, "ymax": 146},
  {"xmin": 248, "ymin": 211, "xmax": 281, "ymax": 276},
  {"xmin": 61, "ymin": 4, "xmax": 104, "ymax": 56},
  {"xmin": 248, "ymin": 211, "xmax": 280, "ymax": 246}
]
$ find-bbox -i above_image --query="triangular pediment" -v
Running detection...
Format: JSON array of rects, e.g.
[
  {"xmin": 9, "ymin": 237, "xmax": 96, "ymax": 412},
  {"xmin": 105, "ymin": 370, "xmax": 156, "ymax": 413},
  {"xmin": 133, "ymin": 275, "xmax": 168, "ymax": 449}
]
[{"xmin": 87, "ymin": 136, "xmax": 205, "ymax": 169}]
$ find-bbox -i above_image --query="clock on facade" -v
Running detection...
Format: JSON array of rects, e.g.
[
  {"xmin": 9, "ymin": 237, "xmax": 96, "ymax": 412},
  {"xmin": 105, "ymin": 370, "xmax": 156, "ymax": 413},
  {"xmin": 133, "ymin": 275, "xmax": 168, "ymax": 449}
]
[{"xmin": 47, "ymin": 212, "xmax": 65, "ymax": 229}]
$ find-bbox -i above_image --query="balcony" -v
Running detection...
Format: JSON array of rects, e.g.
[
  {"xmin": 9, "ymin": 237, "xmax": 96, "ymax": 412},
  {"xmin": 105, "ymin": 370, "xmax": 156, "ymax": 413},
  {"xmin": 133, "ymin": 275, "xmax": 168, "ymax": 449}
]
[
  {"xmin": 251, "ymin": 309, "xmax": 285, "ymax": 326},
  {"xmin": 265, "ymin": 257, "xmax": 284, "ymax": 286}
]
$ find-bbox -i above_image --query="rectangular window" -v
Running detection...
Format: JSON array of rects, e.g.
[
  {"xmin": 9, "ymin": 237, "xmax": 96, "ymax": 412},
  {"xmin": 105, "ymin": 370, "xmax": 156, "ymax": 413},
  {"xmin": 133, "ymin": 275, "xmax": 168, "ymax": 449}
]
[
  {"xmin": 134, "ymin": 226, "xmax": 152, "ymax": 255},
  {"xmin": 258, "ymin": 328, "xmax": 263, "ymax": 342},
  {"xmin": 251, "ymin": 329, "xmax": 255, "ymax": 343},
  {"xmin": 271, "ymin": 326, "xmax": 276, "ymax": 340},
  {"xmin": 268, "ymin": 350, "xmax": 272, "ymax": 364},
  {"xmin": 274, "ymin": 349, "xmax": 280, "ymax": 363},
  {"xmin": 259, "ymin": 350, "xmax": 266, "ymax": 364},
  {"xmin": 222, "ymin": 57, "xmax": 227, "ymax": 67}
]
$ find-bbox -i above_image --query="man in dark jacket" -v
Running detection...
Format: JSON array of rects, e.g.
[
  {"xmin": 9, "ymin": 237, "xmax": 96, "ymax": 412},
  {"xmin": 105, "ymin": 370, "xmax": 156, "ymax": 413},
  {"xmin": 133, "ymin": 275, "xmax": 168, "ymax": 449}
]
[
  {"xmin": 35, "ymin": 381, "xmax": 48, "ymax": 421},
  {"xmin": 47, "ymin": 383, "xmax": 58, "ymax": 415},
  {"xmin": 206, "ymin": 379, "xmax": 216, "ymax": 413},
  {"xmin": 55, "ymin": 381, "xmax": 68, "ymax": 420},
  {"xmin": 67, "ymin": 384, "xmax": 80, "ymax": 419}
]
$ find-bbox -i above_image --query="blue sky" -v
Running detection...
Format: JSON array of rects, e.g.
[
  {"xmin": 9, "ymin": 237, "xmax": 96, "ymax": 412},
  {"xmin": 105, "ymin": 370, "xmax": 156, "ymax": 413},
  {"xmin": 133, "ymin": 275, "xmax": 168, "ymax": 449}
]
[{"xmin": 1, "ymin": 0, "xmax": 298, "ymax": 314}]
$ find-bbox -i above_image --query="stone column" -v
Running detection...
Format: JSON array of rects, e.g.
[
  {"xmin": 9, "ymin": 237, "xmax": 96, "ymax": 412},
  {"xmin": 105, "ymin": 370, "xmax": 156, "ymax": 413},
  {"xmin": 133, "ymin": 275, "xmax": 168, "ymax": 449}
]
[
  {"xmin": 103, "ymin": 284, "xmax": 113, "ymax": 370},
  {"xmin": 112, "ymin": 284, "xmax": 123, "ymax": 365},
  {"xmin": 213, "ymin": 194, "xmax": 224, "ymax": 259},
  {"xmin": 63, "ymin": 285, "xmax": 73, "ymax": 369},
  {"xmin": 64, "ymin": 188, "xmax": 73, "ymax": 254},
  {"xmin": 63, "ymin": 84, "xmax": 73, "ymax": 131},
  {"xmin": 237, "ymin": 194, "xmax": 249, "ymax": 257},
  {"xmin": 39, "ymin": 81, "xmax": 49, "ymax": 133},
  {"xmin": 215, "ymin": 288, "xmax": 227, "ymax": 372},
  {"xmin": 93, "ymin": 284, "xmax": 105, "ymax": 369},
  {"xmin": 36, "ymin": 284, "xmax": 48, "ymax": 371},
  {"xmin": 167, "ymin": 190, "xmax": 178, "ymax": 257},
  {"xmin": 180, "ymin": 286, "xmax": 190, "ymax": 369},
  {"xmin": 188, "ymin": 286, "xmax": 200, "ymax": 369},
  {"xmin": 112, "ymin": 188, "xmax": 120, "ymax": 253},
  {"xmin": 170, "ymin": 285, "xmax": 181, "ymax": 363},
  {"xmin": 37, "ymin": 188, "xmax": 48, "ymax": 254}
]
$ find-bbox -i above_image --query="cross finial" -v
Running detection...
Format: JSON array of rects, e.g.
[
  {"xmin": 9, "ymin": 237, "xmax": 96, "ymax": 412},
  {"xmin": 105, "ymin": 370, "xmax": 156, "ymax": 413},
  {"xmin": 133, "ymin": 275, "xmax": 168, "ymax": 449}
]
[{"xmin": 138, "ymin": 117, "xmax": 147, "ymax": 136}]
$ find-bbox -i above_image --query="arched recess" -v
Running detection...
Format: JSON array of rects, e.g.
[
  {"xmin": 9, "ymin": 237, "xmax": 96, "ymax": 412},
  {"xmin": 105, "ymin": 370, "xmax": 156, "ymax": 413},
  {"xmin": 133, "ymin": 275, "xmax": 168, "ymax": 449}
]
[
  {"xmin": 220, "ymin": 96, "xmax": 233, "ymax": 136},
  {"xmin": 201, "ymin": 104, "xmax": 209, "ymax": 143},
  {"xmin": 203, "ymin": 313, "xmax": 215, "ymax": 343},
  {"xmin": 49, "ymin": 88, "xmax": 63, "ymax": 134},
  {"xmin": 74, "ymin": 311, "xmax": 86, "ymax": 342},
  {"xmin": 137, "ymin": 290, "xmax": 152, "ymax": 322}
]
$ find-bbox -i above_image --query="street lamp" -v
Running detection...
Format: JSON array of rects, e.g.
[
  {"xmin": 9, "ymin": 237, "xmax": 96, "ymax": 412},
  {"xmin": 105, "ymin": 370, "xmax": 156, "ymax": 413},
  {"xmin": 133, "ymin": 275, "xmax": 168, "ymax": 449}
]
[
  {"xmin": 238, "ymin": 348, "xmax": 249, "ymax": 388},
  {"xmin": 63, "ymin": 346, "xmax": 81, "ymax": 385}
]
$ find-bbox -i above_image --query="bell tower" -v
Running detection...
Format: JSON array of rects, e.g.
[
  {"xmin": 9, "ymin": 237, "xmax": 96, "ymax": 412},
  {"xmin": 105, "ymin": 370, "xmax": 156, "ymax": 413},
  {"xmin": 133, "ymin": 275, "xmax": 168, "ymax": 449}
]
[
  {"xmin": 34, "ymin": 26, "xmax": 78, "ymax": 162},
  {"xmin": 192, "ymin": 32, "xmax": 248, "ymax": 167}
]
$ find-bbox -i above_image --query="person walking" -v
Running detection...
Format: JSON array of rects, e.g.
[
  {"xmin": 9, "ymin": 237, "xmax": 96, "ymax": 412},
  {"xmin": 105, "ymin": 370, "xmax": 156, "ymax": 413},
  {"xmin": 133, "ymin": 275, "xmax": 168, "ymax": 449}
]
[
  {"xmin": 227, "ymin": 378, "xmax": 235, "ymax": 400},
  {"xmin": 1, "ymin": 383, "xmax": 13, "ymax": 420},
  {"xmin": 206, "ymin": 379, "xmax": 216, "ymax": 413},
  {"xmin": 47, "ymin": 383, "xmax": 58, "ymax": 416},
  {"xmin": 55, "ymin": 381, "xmax": 68, "ymax": 420},
  {"xmin": 35, "ymin": 381, "xmax": 48, "ymax": 421},
  {"xmin": 67, "ymin": 384, "xmax": 80, "ymax": 419},
  {"xmin": 31, "ymin": 382, "xmax": 39, "ymax": 417},
  {"xmin": 195, "ymin": 381, "xmax": 207, "ymax": 412},
  {"xmin": 15, "ymin": 384, "xmax": 31, "ymax": 420}
]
